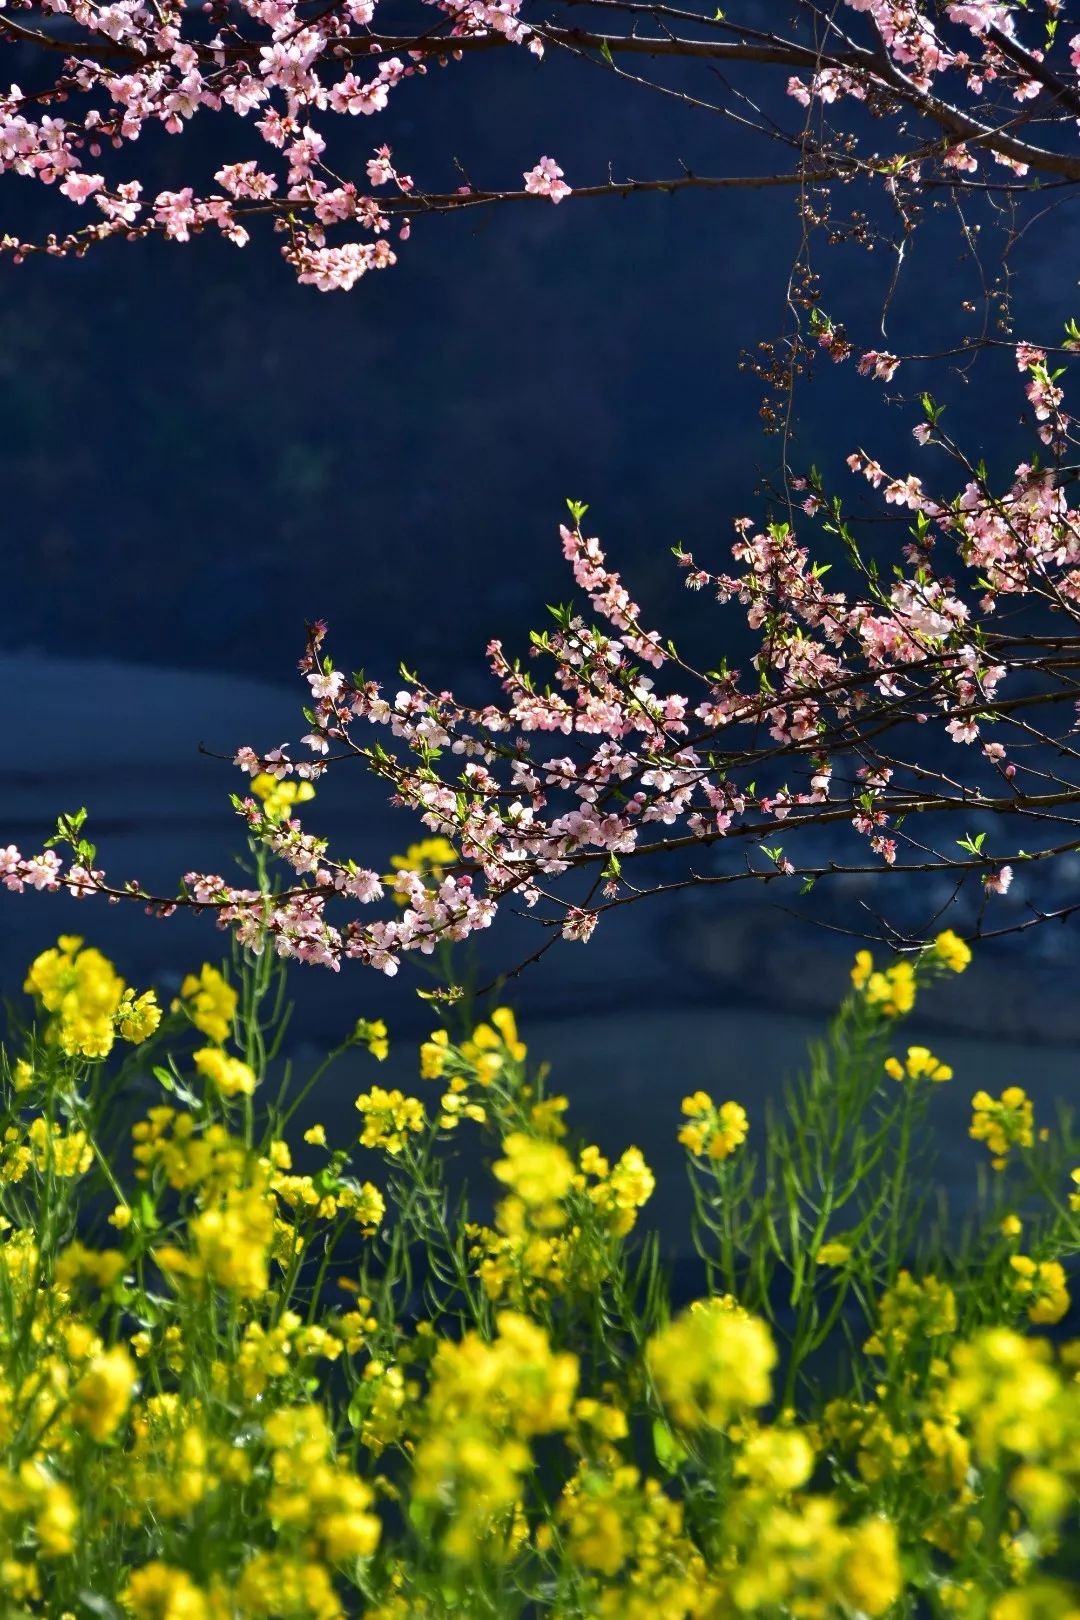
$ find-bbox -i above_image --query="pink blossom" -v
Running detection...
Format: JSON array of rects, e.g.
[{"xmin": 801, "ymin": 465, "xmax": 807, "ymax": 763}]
[
  {"xmin": 1016, "ymin": 343, "xmax": 1047, "ymax": 371},
  {"xmin": 523, "ymin": 157, "xmax": 571, "ymax": 204},
  {"xmin": 562, "ymin": 907, "xmax": 598, "ymax": 943},
  {"xmin": 215, "ymin": 161, "xmax": 278, "ymax": 199},
  {"xmin": 857, "ymin": 350, "xmax": 900, "ymax": 382},
  {"xmin": 153, "ymin": 187, "xmax": 197, "ymax": 242},
  {"xmin": 59, "ymin": 171, "xmax": 104, "ymax": 204}
]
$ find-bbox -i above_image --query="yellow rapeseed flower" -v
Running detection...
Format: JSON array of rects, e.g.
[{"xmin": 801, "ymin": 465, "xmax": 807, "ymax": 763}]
[
  {"xmin": 116, "ymin": 989, "xmax": 162, "ymax": 1045},
  {"xmin": 647, "ymin": 1301, "xmax": 775, "ymax": 1430},
  {"xmin": 884, "ymin": 1045, "xmax": 953, "ymax": 1084},
  {"xmin": 386, "ymin": 837, "xmax": 458, "ymax": 905},
  {"xmin": 735, "ymin": 1426, "xmax": 815, "ymax": 1492},
  {"xmin": 816, "ymin": 1241, "xmax": 853, "ymax": 1267},
  {"xmin": 235, "ymin": 1553, "xmax": 340, "ymax": 1619},
  {"xmin": 419, "ymin": 1027, "xmax": 450, "ymax": 1080},
  {"xmin": 1009, "ymin": 1256, "xmax": 1071, "ymax": 1326},
  {"xmin": 355, "ymin": 1086, "xmax": 425, "ymax": 1155},
  {"xmin": 189, "ymin": 1183, "xmax": 275, "ymax": 1298},
  {"xmin": 864, "ymin": 959, "xmax": 917, "ymax": 1018},
  {"xmin": 586, "ymin": 1146, "xmax": 656, "ymax": 1237},
  {"xmin": 841, "ymin": 1517, "xmax": 903, "ymax": 1618},
  {"xmin": 932, "ymin": 929, "xmax": 972, "ymax": 974},
  {"xmin": 70, "ymin": 1346, "xmax": 137, "ymax": 1442},
  {"xmin": 490, "ymin": 1006, "xmax": 527, "ymax": 1062},
  {"xmin": 865, "ymin": 1272, "xmax": 957, "ymax": 1356},
  {"xmin": 193, "ymin": 1046, "xmax": 257, "ymax": 1099},
  {"xmin": 174, "ymin": 964, "xmax": 237, "ymax": 1045},
  {"xmin": 678, "ymin": 1094, "xmax": 749, "ymax": 1160},
  {"xmin": 250, "ymin": 772, "xmax": 316, "ymax": 823},
  {"xmin": 354, "ymin": 1017, "xmax": 389, "ymax": 1061},
  {"xmin": 11, "ymin": 1058, "xmax": 34, "ymax": 1092},
  {"xmin": 851, "ymin": 949, "xmax": 874, "ymax": 990},
  {"xmin": 495, "ymin": 1133, "xmax": 575, "ymax": 1225},
  {"xmin": 25, "ymin": 936, "xmax": 127, "ymax": 1059},
  {"xmin": 971, "ymin": 1086, "xmax": 1034, "ymax": 1170},
  {"xmin": 54, "ymin": 1242, "xmax": 127, "ymax": 1291},
  {"xmin": 27, "ymin": 1118, "xmax": 93, "ymax": 1178},
  {"xmin": 121, "ymin": 1562, "xmax": 209, "ymax": 1620}
]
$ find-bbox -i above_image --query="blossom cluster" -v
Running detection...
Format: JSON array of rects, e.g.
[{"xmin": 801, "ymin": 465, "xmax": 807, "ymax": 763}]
[
  {"xmin": 787, "ymin": 0, "xmax": 1054, "ymax": 179},
  {"xmin": 1, "ymin": 0, "xmax": 1076, "ymax": 285},
  {"xmin": 7, "ymin": 358, "xmax": 1078, "ymax": 974},
  {"xmin": 0, "ymin": 0, "xmax": 576, "ymax": 288}
]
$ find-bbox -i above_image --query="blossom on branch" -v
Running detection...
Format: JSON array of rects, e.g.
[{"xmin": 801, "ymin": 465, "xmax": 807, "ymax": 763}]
[
  {"xmin": 6, "ymin": 358, "xmax": 1079, "ymax": 973},
  {"xmin": 523, "ymin": 157, "xmax": 571, "ymax": 204}
]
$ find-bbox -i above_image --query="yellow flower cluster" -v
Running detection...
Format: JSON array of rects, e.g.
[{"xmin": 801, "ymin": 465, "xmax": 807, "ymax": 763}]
[
  {"xmin": 0, "ymin": 1463, "xmax": 78, "ymax": 1562},
  {"xmin": 719, "ymin": 1498, "xmax": 902, "ymax": 1618},
  {"xmin": 264, "ymin": 1403, "xmax": 381, "ymax": 1563},
  {"xmin": 851, "ymin": 950, "xmax": 917, "ymax": 1016},
  {"xmin": 647, "ymin": 1298, "xmax": 776, "ymax": 1430},
  {"xmin": 194, "ymin": 1045, "xmax": 257, "ymax": 1098},
  {"xmin": 175, "ymin": 962, "xmax": 237, "ymax": 1045},
  {"xmin": 27, "ymin": 1118, "xmax": 93, "ymax": 1179},
  {"xmin": 69, "ymin": 1346, "xmax": 138, "ymax": 1441},
  {"xmin": 416, "ymin": 1006, "xmax": 530, "ymax": 1134},
  {"xmin": 971, "ymin": 1086, "xmax": 1035, "ymax": 1169},
  {"xmin": 949, "ymin": 1329, "xmax": 1080, "ymax": 1540},
  {"xmin": 582, "ymin": 1144, "xmax": 655, "ymax": 1235},
  {"xmin": 354, "ymin": 1086, "xmax": 425, "ymax": 1155},
  {"xmin": 1, "ymin": 931, "xmax": 1078, "ymax": 1618},
  {"xmin": 249, "ymin": 771, "xmax": 316, "ymax": 824},
  {"xmin": 864, "ymin": 1271, "xmax": 958, "ymax": 1357},
  {"xmin": 411, "ymin": 1312, "xmax": 578, "ymax": 1561},
  {"xmin": 419, "ymin": 1006, "xmax": 526, "ymax": 1087},
  {"xmin": 1009, "ymin": 1256, "xmax": 1071, "ymax": 1326},
  {"xmin": 132, "ymin": 1107, "xmax": 244, "ymax": 1191},
  {"xmin": 24, "ymin": 935, "xmax": 160, "ymax": 1060},
  {"xmin": 468, "ymin": 1132, "xmax": 655, "ymax": 1306},
  {"xmin": 678, "ymin": 1092, "xmax": 749, "ymax": 1159},
  {"xmin": 931, "ymin": 929, "xmax": 973, "ymax": 973},
  {"xmin": 884, "ymin": 1044, "xmax": 953, "ymax": 1083},
  {"xmin": 270, "ymin": 1160, "xmax": 385, "ymax": 1235},
  {"xmin": 386, "ymin": 836, "xmax": 458, "ymax": 905},
  {"xmin": 157, "ymin": 1176, "xmax": 276, "ymax": 1300},
  {"xmin": 349, "ymin": 1358, "xmax": 414, "ymax": 1455},
  {"xmin": 116, "ymin": 988, "xmax": 163, "ymax": 1045},
  {"xmin": 494, "ymin": 1131, "xmax": 575, "ymax": 1223},
  {"xmin": 353, "ymin": 1016, "xmax": 389, "ymax": 1061},
  {"xmin": 851, "ymin": 929, "xmax": 970, "ymax": 1021}
]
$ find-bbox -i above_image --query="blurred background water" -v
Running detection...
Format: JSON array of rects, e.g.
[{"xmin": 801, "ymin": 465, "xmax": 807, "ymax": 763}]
[{"xmin": 2, "ymin": 11, "xmax": 1079, "ymax": 1257}]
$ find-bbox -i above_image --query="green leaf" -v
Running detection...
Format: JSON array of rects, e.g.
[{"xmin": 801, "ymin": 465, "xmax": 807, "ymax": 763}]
[
  {"xmin": 44, "ymin": 807, "xmax": 89, "ymax": 850},
  {"xmin": 652, "ymin": 1418, "xmax": 689, "ymax": 1473},
  {"xmin": 77, "ymin": 1593, "xmax": 121, "ymax": 1619}
]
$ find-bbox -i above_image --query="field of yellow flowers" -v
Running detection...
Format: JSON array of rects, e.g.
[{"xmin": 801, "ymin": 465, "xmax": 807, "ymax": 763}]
[{"xmin": 1, "ymin": 916, "xmax": 1079, "ymax": 1617}]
